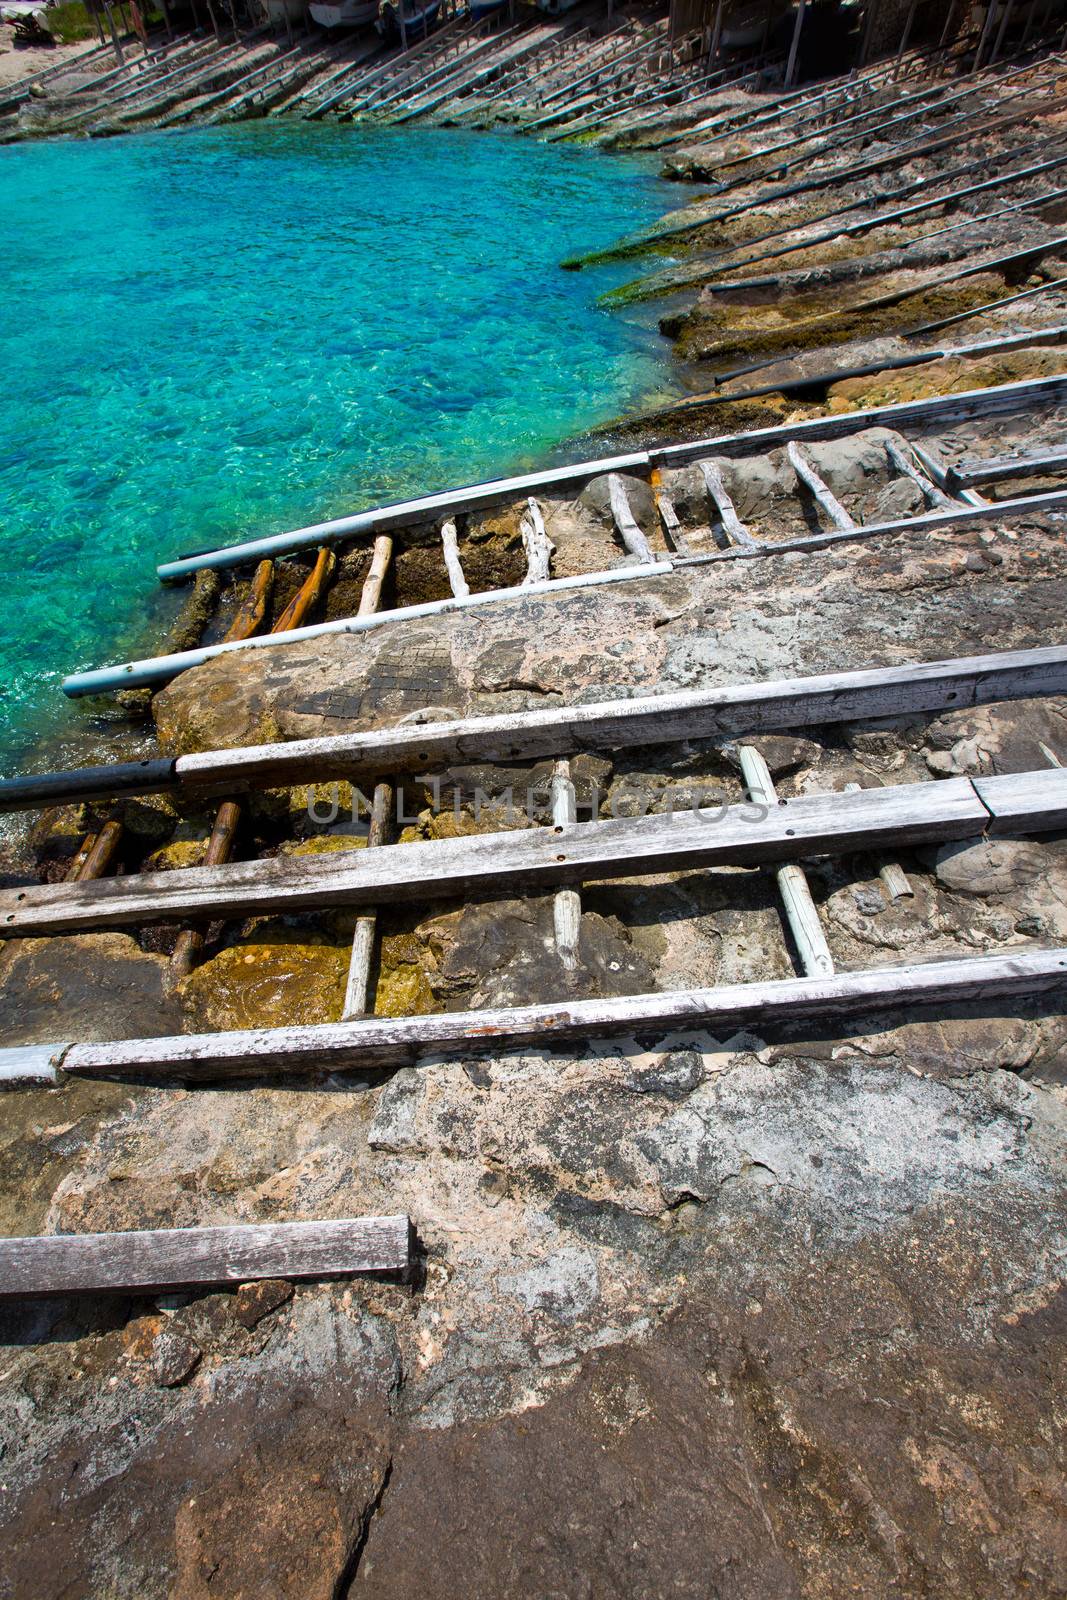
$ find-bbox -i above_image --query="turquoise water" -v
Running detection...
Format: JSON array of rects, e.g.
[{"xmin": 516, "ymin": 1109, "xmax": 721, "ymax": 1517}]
[{"xmin": 0, "ymin": 122, "xmax": 676, "ymax": 768}]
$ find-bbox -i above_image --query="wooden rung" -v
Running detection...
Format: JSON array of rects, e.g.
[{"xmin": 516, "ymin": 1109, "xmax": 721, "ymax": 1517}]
[
  {"xmin": 342, "ymin": 780, "xmax": 394, "ymax": 1021},
  {"xmin": 909, "ymin": 443, "xmax": 988, "ymax": 508},
  {"xmin": 73, "ymin": 820, "xmax": 123, "ymax": 883},
  {"xmin": 440, "ymin": 517, "xmax": 471, "ymax": 599},
  {"xmin": 787, "ymin": 441, "xmax": 856, "ymax": 531},
  {"xmin": 6, "ymin": 644, "xmax": 1065, "ymax": 813},
  {"xmin": 521, "ymin": 497, "xmax": 554, "ymax": 585},
  {"xmin": 739, "ymin": 745, "xmax": 834, "ymax": 978},
  {"xmin": 551, "ymin": 758, "xmax": 581, "ymax": 971},
  {"xmin": 880, "ymin": 862, "xmax": 914, "ymax": 900},
  {"xmin": 884, "ymin": 438, "xmax": 954, "ymax": 509},
  {"xmin": 947, "ymin": 446, "xmax": 1067, "ymax": 489},
  {"xmin": 358, "ymin": 535, "xmax": 394, "ymax": 617},
  {"xmin": 224, "ymin": 559, "xmax": 274, "ymax": 643},
  {"xmin": 699, "ymin": 459, "xmax": 759, "ymax": 549},
  {"xmin": 31, "ymin": 948, "xmax": 1067, "ymax": 1083},
  {"xmin": 272, "ymin": 546, "xmax": 336, "ymax": 634},
  {"xmin": 0, "ymin": 777, "xmax": 996, "ymax": 938},
  {"xmin": 608, "ymin": 473, "xmax": 656, "ymax": 564},
  {"xmin": 170, "ymin": 799, "xmax": 242, "ymax": 981},
  {"xmin": 0, "ymin": 1215, "xmax": 413, "ymax": 1299},
  {"xmin": 650, "ymin": 466, "xmax": 691, "ymax": 555}
]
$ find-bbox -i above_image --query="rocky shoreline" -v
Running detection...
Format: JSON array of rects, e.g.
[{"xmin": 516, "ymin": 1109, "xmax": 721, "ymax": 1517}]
[{"xmin": 2, "ymin": 38, "xmax": 1067, "ymax": 1600}]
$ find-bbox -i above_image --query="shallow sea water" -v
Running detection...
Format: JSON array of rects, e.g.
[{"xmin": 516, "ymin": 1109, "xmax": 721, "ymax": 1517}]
[{"xmin": 0, "ymin": 121, "xmax": 676, "ymax": 767}]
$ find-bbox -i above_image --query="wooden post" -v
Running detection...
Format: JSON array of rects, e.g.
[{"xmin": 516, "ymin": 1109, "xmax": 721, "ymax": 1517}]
[
  {"xmin": 551, "ymin": 760, "xmax": 581, "ymax": 971},
  {"xmin": 272, "ymin": 548, "xmax": 335, "ymax": 633},
  {"xmin": 70, "ymin": 821, "xmax": 123, "ymax": 882},
  {"xmin": 784, "ymin": 0, "xmax": 809, "ymax": 87}
]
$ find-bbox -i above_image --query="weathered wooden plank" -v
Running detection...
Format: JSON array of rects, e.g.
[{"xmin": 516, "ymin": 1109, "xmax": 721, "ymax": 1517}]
[
  {"xmin": 974, "ymin": 768, "xmax": 1067, "ymax": 836},
  {"xmin": 0, "ymin": 779, "xmax": 990, "ymax": 937},
  {"xmin": 7, "ymin": 645, "xmax": 1066, "ymax": 812},
  {"xmin": 947, "ymin": 447, "xmax": 1067, "ymax": 489},
  {"xmin": 0, "ymin": 1044, "xmax": 67, "ymax": 1088},
  {"xmin": 53, "ymin": 948, "xmax": 1067, "ymax": 1081},
  {"xmin": 157, "ymin": 450, "xmax": 652, "ymax": 580},
  {"xmin": 64, "ymin": 560, "xmax": 674, "ymax": 698},
  {"xmin": 0, "ymin": 1215, "xmax": 413, "ymax": 1299},
  {"xmin": 653, "ymin": 374, "xmax": 1067, "ymax": 467}
]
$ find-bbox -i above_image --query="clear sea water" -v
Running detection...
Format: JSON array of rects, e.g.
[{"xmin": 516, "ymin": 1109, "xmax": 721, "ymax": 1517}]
[{"xmin": 0, "ymin": 121, "xmax": 676, "ymax": 770}]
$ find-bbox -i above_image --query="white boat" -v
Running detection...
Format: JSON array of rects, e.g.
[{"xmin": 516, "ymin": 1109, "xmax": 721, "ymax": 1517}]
[{"xmin": 309, "ymin": 0, "xmax": 377, "ymax": 26}]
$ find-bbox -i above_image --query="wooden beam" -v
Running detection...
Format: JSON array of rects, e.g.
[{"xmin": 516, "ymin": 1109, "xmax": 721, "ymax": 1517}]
[
  {"xmin": 6, "ymin": 644, "xmax": 1066, "ymax": 812},
  {"xmin": 358, "ymin": 535, "xmax": 393, "ymax": 616},
  {"xmin": 169, "ymin": 798, "xmax": 242, "ymax": 981},
  {"xmin": 74, "ymin": 820, "xmax": 123, "ymax": 882},
  {"xmin": 272, "ymin": 546, "xmax": 336, "ymax": 633},
  {"xmin": 440, "ymin": 518, "xmax": 471, "ymax": 600},
  {"xmin": 947, "ymin": 448, "xmax": 1067, "ymax": 489},
  {"xmin": 0, "ymin": 1215, "xmax": 413, "ymax": 1299},
  {"xmin": 975, "ymin": 768, "xmax": 1067, "ymax": 835},
  {"xmin": 0, "ymin": 778, "xmax": 995, "ymax": 937},
  {"xmin": 38, "ymin": 947, "xmax": 1067, "ymax": 1081}
]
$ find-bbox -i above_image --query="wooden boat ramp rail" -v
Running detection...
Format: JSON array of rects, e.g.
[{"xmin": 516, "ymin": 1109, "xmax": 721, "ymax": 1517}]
[
  {"xmin": 54, "ymin": 372, "xmax": 1067, "ymax": 698},
  {"xmin": 3, "ymin": 642, "xmax": 1067, "ymax": 1086}
]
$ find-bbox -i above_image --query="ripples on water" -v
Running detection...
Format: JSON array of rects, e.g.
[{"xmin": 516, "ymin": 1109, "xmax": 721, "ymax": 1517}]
[{"xmin": 0, "ymin": 121, "xmax": 676, "ymax": 767}]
